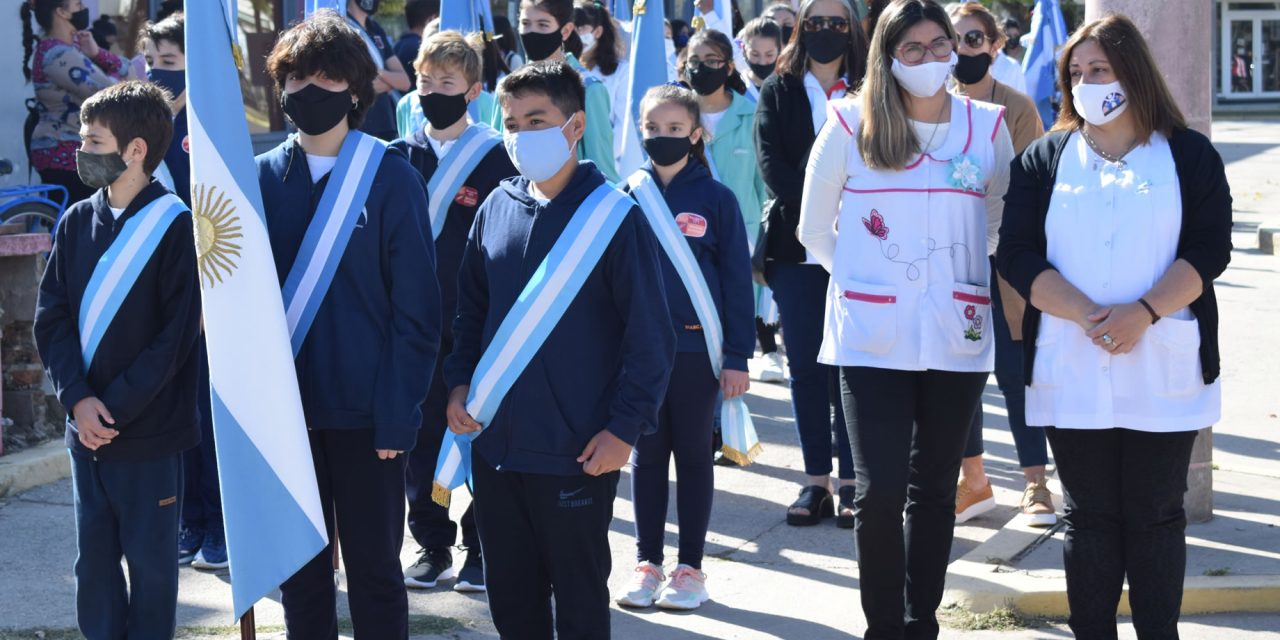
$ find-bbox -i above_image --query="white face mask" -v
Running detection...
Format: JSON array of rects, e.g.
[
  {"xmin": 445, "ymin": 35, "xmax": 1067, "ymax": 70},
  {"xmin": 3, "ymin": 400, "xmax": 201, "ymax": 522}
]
[
  {"xmin": 891, "ymin": 52, "xmax": 958, "ymax": 99},
  {"xmin": 1072, "ymin": 80, "xmax": 1128, "ymax": 126},
  {"xmin": 579, "ymin": 31, "xmax": 596, "ymax": 51},
  {"xmin": 504, "ymin": 116, "xmax": 578, "ymax": 183}
]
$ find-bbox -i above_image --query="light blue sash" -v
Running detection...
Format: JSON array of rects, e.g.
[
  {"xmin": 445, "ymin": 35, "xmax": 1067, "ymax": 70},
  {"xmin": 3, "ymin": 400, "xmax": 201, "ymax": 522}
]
[
  {"xmin": 431, "ymin": 182, "xmax": 634, "ymax": 506},
  {"xmin": 78, "ymin": 193, "xmax": 188, "ymax": 369},
  {"xmin": 628, "ymin": 170, "xmax": 762, "ymax": 465},
  {"xmin": 426, "ymin": 124, "xmax": 503, "ymax": 240},
  {"xmin": 281, "ymin": 131, "xmax": 387, "ymax": 354},
  {"xmin": 346, "ymin": 15, "xmax": 386, "ymax": 71}
]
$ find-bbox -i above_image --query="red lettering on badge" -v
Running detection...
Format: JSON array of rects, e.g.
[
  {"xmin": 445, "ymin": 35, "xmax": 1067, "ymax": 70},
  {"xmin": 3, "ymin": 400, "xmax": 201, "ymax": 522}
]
[
  {"xmin": 182, "ymin": 135, "xmax": 190, "ymax": 154},
  {"xmin": 455, "ymin": 186, "xmax": 479, "ymax": 207},
  {"xmin": 676, "ymin": 212, "xmax": 707, "ymax": 238}
]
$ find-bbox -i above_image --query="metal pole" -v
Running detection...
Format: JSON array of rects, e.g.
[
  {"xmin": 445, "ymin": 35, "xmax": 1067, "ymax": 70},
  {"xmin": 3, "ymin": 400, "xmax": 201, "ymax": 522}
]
[{"xmin": 239, "ymin": 607, "xmax": 256, "ymax": 640}]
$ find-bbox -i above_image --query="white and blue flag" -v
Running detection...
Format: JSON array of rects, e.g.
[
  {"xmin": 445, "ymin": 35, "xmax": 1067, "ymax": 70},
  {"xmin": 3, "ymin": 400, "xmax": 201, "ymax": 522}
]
[
  {"xmin": 186, "ymin": 0, "xmax": 328, "ymax": 620},
  {"xmin": 618, "ymin": 0, "xmax": 669, "ymax": 177},
  {"xmin": 1022, "ymin": 0, "xmax": 1068, "ymax": 128},
  {"xmin": 441, "ymin": 0, "xmax": 495, "ymax": 35},
  {"xmin": 304, "ymin": 0, "xmax": 343, "ymax": 14}
]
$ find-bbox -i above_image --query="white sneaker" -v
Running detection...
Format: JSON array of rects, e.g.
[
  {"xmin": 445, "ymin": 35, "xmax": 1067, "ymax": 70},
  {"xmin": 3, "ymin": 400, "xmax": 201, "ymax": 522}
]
[
  {"xmin": 655, "ymin": 564, "xmax": 709, "ymax": 611},
  {"xmin": 757, "ymin": 352, "xmax": 786, "ymax": 383},
  {"xmin": 616, "ymin": 562, "xmax": 665, "ymax": 608}
]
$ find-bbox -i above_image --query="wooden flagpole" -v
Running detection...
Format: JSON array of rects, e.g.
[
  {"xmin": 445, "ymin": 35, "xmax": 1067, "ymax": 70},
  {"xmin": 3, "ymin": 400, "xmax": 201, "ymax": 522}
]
[{"xmin": 239, "ymin": 607, "xmax": 256, "ymax": 640}]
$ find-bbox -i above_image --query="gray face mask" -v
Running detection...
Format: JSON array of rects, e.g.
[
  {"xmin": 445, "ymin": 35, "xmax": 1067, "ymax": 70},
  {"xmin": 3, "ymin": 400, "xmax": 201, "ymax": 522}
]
[{"xmin": 76, "ymin": 149, "xmax": 129, "ymax": 189}]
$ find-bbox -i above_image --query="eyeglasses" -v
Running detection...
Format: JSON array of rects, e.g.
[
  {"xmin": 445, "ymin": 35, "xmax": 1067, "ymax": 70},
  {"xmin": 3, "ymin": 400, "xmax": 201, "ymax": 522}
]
[
  {"xmin": 896, "ymin": 36, "xmax": 955, "ymax": 64},
  {"xmin": 803, "ymin": 16, "xmax": 850, "ymax": 33},
  {"xmin": 687, "ymin": 57, "xmax": 728, "ymax": 70},
  {"xmin": 961, "ymin": 29, "xmax": 990, "ymax": 49}
]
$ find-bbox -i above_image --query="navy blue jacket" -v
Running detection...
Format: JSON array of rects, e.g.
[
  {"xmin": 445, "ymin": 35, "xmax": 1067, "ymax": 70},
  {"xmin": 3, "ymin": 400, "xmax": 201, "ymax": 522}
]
[
  {"xmin": 164, "ymin": 108, "xmax": 190, "ymax": 206},
  {"xmin": 627, "ymin": 161, "xmax": 755, "ymax": 372},
  {"xmin": 256, "ymin": 136, "xmax": 442, "ymax": 452},
  {"xmin": 34, "ymin": 181, "xmax": 202, "ymax": 461},
  {"xmin": 353, "ymin": 13, "xmax": 400, "ymax": 141},
  {"xmin": 444, "ymin": 162, "xmax": 676, "ymax": 475}
]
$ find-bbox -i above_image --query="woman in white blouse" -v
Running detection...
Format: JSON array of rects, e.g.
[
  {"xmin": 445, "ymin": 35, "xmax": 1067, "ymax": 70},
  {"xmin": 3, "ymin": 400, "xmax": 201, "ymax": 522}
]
[
  {"xmin": 797, "ymin": 0, "xmax": 1012, "ymax": 636},
  {"xmin": 997, "ymin": 15, "xmax": 1233, "ymax": 639}
]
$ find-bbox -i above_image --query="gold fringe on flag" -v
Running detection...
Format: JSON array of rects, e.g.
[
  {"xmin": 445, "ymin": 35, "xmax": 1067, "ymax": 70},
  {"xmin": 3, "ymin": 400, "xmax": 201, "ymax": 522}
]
[
  {"xmin": 720, "ymin": 442, "xmax": 763, "ymax": 466},
  {"xmin": 431, "ymin": 482, "xmax": 452, "ymax": 508}
]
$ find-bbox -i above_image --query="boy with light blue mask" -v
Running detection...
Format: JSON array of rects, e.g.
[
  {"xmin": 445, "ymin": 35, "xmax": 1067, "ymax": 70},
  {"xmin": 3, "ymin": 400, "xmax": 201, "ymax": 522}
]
[{"xmin": 441, "ymin": 59, "xmax": 675, "ymax": 638}]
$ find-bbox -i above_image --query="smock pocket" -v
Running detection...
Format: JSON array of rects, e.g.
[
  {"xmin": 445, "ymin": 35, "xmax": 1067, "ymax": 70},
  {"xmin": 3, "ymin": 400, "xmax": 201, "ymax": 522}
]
[
  {"xmin": 834, "ymin": 281, "xmax": 898, "ymax": 355},
  {"xmin": 1029, "ymin": 314, "xmax": 1063, "ymax": 389},
  {"xmin": 1147, "ymin": 317, "xmax": 1203, "ymax": 398},
  {"xmin": 938, "ymin": 283, "xmax": 992, "ymax": 356}
]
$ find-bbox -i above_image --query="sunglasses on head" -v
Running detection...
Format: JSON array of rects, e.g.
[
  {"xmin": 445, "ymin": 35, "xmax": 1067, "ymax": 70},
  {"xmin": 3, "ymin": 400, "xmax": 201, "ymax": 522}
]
[
  {"xmin": 803, "ymin": 16, "xmax": 850, "ymax": 33},
  {"xmin": 961, "ymin": 29, "xmax": 991, "ymax": 49}
]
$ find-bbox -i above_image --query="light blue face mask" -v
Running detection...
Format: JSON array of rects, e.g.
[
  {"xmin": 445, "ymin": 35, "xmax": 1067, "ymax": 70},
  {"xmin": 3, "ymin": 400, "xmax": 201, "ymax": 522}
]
[{"xmin": 503, "ymin": 115, "xmax": 578, "ymax": 183}]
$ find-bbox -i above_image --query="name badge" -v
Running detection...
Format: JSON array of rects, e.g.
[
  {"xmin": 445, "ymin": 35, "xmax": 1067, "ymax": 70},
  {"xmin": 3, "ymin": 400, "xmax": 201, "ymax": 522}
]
[{"xmin": 676, "ymin": 212, "xmax": 707, "ymax": 238}]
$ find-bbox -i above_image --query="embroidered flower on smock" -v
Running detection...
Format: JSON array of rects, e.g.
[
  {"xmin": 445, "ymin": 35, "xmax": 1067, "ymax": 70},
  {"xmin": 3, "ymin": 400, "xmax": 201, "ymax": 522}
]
[
  {"xmin": 964, "ymin": 314, "xmax": 984, "ymax": 342},
  {"xmin": 949, "ymin": 155, "xmax": 983, "ymax": 193}
]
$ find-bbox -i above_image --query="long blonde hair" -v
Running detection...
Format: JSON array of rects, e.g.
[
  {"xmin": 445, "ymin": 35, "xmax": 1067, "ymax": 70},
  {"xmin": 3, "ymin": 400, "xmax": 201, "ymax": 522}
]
[{"xmin": 856, "ymin": 0, "xmax": 955, "ymax": 170}]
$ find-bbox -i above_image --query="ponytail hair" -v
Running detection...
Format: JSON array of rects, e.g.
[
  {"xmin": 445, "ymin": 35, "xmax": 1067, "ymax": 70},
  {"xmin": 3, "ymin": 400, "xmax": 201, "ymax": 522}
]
[
  {"xmin": 573, "ymin": 1, "xmax": 621, "ymax": 76},
  {"xmin": 681, "ymin": 29, "xmax": 748, "ymax": 96},
  {"xmin": 21, "ymin": 0, "xmax": 65, "ymax": 82},
  {"xmin": 639, "ymin": 83, "xmax": 710, "ymax": 168}
]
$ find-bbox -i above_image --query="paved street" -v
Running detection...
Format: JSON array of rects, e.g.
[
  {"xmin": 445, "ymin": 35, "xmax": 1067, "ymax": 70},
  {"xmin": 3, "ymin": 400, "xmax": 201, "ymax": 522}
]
[{"xmin": 1, "ymin": 120, "xmax": 1278, "ymax": 639}]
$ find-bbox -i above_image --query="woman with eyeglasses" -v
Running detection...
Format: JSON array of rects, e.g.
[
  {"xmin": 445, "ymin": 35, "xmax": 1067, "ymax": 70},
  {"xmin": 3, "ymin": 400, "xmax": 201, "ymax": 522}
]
[
  {"xmin": 998, "ymin": 15, "xmax": 1231, "ymax": 638},
  {"xmin": 945, "ymin": 1, "xmax": 1053, "ymax": 529},
  {"xmin": 797, "ymin": 0, "xmax": 1012, "ymax": 635},
  {"xmin": 754, "ymin": 0, "xmax": 868, "ymax": 529}
]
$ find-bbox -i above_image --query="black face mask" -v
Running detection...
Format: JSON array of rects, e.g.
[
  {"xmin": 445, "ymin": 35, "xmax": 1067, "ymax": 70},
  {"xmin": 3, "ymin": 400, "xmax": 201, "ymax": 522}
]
[
  {"xmin": 781, "ymin": 26, "xmax": 794, "ymax": 45},
  {"xmin": 748, "ymin": 61, "xmax": 776, "ymax": 80},
  {"xmin": 803, "ymin": 29, "xmax": 846, "ymax": 64},
  {"xmin": 70, "ymin": 7, "xmax": 91, "ymax": 31},
  {"xmin": 687, "ymin": 62, "xmax": 730, "ymax": 96},
  {"xmin": 282, "ymin": 84, "xmax": 353, "ymax": 136},
  {"xmin": 355, "ymin": 0, "xmax": 380, "ymax": 13},
  {"xmin": 1004, "ymin": 36, "xmax": 1020, "ymax": 52},
  {"xmin": 420, "ymin": 91, "xmax": 468, "ymax": 130},
  {"xmin": 953, "ymin": 53, "xmax": 993, "ymax": 85},
  {"xmin": 76, "ymin": 149, "xmax": 128, "ymax": 189},
  {"xmin": 643, "ymin": 136, "xmax": 693, "ymax": 167},
  {"xmin": 522, "ymin": 31, "xmax": 563, "ymax": 62}
]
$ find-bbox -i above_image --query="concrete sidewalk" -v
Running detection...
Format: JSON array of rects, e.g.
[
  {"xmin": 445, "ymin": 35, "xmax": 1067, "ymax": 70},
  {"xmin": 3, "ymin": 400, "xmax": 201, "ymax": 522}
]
[{"xmin": 2, "ymin": 120, "xmax": 1279, "ymax": 639}]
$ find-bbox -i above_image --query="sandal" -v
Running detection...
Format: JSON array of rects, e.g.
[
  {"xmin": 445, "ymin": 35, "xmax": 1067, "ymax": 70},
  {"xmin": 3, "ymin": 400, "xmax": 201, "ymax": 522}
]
[
  {"xmin": 836, "ymin": 485, "xmax": 856, "ymax": 529},
  {"xmin": 786, "ymin": 485, "xmax": 834, "ymax": 526}
]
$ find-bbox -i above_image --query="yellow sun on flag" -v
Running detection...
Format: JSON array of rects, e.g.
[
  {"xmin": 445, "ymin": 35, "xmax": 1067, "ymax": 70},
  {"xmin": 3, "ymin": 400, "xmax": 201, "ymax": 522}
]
[{"xmin": 192, "ymin": 183, "xmax": 244, "ymax": 288}]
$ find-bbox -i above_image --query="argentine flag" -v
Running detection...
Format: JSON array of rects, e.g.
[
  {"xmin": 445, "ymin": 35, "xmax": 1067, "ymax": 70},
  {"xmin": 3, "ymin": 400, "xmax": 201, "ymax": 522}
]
[
  {"xmin": 304, "ymin": 0, "xmax": 343, "ymax": 13},
  {"xmin": 186, "ymin": 0, "xmax": 328, "ymax": 620},
  {"xmin": 1023, "ymin": 0, "xmax": 1069, "ymax": 128},
  {"xmin": 618, "ymin": 0, "xmax": 669, "ymax": 177},
  {"xmin": 441, "ymin": 0, "xmax": 496, "ymax": 35}
]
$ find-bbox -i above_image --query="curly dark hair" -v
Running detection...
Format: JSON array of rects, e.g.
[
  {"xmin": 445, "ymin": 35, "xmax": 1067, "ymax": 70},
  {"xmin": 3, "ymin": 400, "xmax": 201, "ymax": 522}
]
[{"xmin": 265, "ymin": 10, "xmax": 378, "ymax": 130}]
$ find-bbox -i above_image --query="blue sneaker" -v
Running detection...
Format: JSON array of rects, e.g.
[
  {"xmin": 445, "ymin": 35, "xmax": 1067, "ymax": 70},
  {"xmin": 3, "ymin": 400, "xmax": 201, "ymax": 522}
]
[
  {"xmin": 178, "ymin": 527, "xmax": 203, "ymax": 565},
  {"xmin": 192, "ymin": 527, "xmax": 228, "ymax": 570}
]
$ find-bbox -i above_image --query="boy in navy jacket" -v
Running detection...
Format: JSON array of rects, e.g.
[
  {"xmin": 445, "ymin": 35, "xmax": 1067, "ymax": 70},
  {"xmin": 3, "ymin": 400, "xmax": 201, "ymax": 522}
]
[
  {"xmin": 259, "ymin": 14, "xmax": 441, "ymax": 639},
  {"xmin": 391, "ymin": 30, "xmax": 518, "ymax": 593},
  {"xmin": 34, "ymin": 81, "xmax": 200, "ymax": 640},
  {"xmin": 445, "ymin": 61, "xmax": 675, "ymax": 639}
]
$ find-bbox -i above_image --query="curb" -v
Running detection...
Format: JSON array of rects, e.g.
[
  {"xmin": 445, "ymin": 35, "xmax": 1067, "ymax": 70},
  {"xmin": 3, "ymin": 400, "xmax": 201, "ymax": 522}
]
[
  {"xmin": 943, "ymin": 513, "xmax": 1280, "ymax": 617},
  {"xmin": 1260, "ymin": 227, "xmax": 1280, "ymax": 255},
  {"xmin": 0, "ymin": 440, "xmax": 69, "ymax": 498}
]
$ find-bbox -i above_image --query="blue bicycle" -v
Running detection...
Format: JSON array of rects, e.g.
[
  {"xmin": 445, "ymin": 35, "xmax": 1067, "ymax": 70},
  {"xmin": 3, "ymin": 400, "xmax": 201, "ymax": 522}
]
[{"xmin": 0, "ymin": 158, "xmax": 68, "ymax": 234}]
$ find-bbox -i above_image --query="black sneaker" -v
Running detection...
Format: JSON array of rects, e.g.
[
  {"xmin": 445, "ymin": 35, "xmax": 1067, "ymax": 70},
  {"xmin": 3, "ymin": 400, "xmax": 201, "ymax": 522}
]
[
  {"xmin": 404, "ymin": 546, "xmax": 454, "ymax": 589},
  {"xmin": 453, "ymin": 548, "xmax": 485, "ymax": 593}
]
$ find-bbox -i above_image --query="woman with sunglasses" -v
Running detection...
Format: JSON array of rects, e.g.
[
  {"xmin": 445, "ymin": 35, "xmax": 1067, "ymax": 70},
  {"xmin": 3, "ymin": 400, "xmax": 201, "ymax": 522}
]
[
  {"xmin": 754, "ymin": 0, "xmax": 868, "ymax": 528},
  {"xmin": 797, "ymin": 1, "xmax": 1012, "ymax": 636},
  {"xmin": 945, "ymin": 1, "xmax": 1053, "ymax": 530},
  {"xmin": 999, "ymin": 15, "xmax": 1231, "ymax": 638}
]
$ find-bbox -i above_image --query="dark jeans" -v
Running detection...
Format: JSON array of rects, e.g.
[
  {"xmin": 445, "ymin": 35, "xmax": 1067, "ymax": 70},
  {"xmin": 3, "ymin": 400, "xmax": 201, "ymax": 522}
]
[
  {"xmin": 472, "ymin": 455, "xmax": 618, "ymax": 640},
  {"xmin": 632, "ymin": 352, "xmax": 718, "ymax": 569},
  {"xmin": 182, "ymin": 344, "xmax": 223, "ymax": 533},
  {"xmin": 71, "ymin": 450, "xmax": 182, "ymax": 640},
  {"xmin": 280, "ymin": 429, "xmax": 409, "ymax": 640},
  {"xmin": 964, "ymin": 258, "xmax": 1047, "ymax": 468},
  {"xmin": 840, "ymin": 367, "xmax": 988, "ymax": 640},
  {"xmin": 406, "ymin": 367, "xmax": 479, "ymax": 552},
  {"xmin": 766, "ymin": 261, "xmax": 854, "ymax": 479},
  {"xmin": 1046, "ymin": 427, "xmax": 1197, "ymax": 640}
]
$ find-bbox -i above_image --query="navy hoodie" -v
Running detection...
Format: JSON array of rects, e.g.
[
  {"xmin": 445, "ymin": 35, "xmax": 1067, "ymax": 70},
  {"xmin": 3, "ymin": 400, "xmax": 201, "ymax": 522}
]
[
  {"xmin": 626, "ymin": 161, "xmax": 755, "ymax": 372},
  {"xmin": 444, "ymin": 161, "xmax": 676, "ymax": 476},
  {"xmin": 256, "ymin": 136, "xmax": 442, "ymax": 452},
  {"xmin": 34, "ymin": 181, "xmax": 202, "ymax": 462}
]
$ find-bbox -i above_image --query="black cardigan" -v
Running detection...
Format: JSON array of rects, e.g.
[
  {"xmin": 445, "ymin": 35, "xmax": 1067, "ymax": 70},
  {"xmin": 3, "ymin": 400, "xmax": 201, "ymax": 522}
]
[
  {"xmin": 754, "ymin": 72, "xmax": 818, "ymax": 264},
  {"xmin": 996, "ymin": 127, "xmax": 1234, "ymax": 385}
]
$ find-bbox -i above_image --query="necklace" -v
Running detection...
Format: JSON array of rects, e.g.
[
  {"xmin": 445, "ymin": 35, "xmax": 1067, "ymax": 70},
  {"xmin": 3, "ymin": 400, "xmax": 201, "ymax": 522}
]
[
  {"xmin": 918, "ymin": 96, "xmax": 951, "ymax": 155},
  {"xmin": 1081, "ymin": 126, "xmax": 1137, "ymax": 165}
]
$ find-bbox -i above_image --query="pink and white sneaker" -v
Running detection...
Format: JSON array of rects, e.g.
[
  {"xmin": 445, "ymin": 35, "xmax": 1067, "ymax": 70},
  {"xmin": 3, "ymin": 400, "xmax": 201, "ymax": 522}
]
[
  {"xmin": 655, "ymin": 564, "xmax": 709, "ymax": 611},
  {"xmin": 616, "ymin": 562, "xmax": 665, "ymax": 608}
]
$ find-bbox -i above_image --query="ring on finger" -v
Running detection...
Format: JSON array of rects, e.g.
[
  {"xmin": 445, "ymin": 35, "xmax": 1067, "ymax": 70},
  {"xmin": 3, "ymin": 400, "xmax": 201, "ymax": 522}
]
[{"xmin": 1101, "ymin": 333, "xmax": 1115, "ymax": 346}]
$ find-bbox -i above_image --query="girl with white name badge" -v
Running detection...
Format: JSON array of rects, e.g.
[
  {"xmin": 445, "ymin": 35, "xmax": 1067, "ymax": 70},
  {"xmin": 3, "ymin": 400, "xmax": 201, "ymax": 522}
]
[
  {"xmin": 997, "ymin": 15, "xmax": 1232, "ymax": 639},
  {"xmin": 797, "ymin": 0, "xmax": 1012, "ymax": 636}
]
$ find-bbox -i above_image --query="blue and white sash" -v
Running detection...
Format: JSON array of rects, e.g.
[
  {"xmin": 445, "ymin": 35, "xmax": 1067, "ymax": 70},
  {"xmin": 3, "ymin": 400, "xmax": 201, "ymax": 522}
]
[
  {"xmin": 346, "ymin": 15, "xmax": 386, "ymax": 72},
  {"xmin": 628, "ymin": 170, "xmax": 762, "ymax": 465},
  {"xmin": 431, "ymin": 182, "xmax": 634, "ymax": 506},
  {"xmin": 426, "ymin": 124, "xmax": 503, "ymax": 240},
  {"xmin": 281, "ymin": 131, "xmax": 387, "ymax": 354},
  {"xmin": 78, "ymin": 193, "xmax": 188, "ymax": 369}
]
